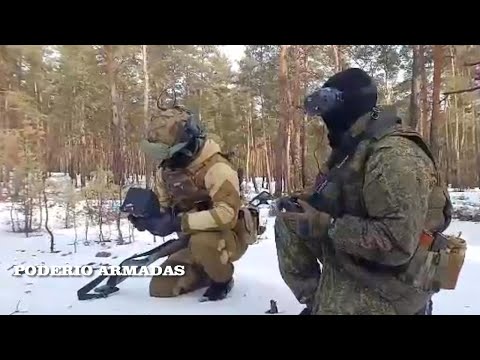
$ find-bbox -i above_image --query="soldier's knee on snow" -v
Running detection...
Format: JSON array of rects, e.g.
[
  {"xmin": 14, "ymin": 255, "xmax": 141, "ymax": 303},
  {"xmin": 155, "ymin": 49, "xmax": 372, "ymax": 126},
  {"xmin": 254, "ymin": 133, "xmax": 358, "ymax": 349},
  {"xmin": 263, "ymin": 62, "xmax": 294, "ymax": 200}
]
[
  {"xmin": 149, "ymin": 264, "xmax": 209, "ymax": 298},
  {"xmin": 149, "ymin": 276, "xmax": 181, "ymax": 297}
]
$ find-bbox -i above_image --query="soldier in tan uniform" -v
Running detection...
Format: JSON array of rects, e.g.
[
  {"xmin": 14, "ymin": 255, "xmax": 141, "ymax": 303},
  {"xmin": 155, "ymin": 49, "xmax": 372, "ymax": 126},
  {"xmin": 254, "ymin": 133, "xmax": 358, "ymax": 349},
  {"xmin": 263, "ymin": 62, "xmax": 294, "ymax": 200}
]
[{"xmin": 130, "ymin": 103, "xmax": 255, "ymax": 301}]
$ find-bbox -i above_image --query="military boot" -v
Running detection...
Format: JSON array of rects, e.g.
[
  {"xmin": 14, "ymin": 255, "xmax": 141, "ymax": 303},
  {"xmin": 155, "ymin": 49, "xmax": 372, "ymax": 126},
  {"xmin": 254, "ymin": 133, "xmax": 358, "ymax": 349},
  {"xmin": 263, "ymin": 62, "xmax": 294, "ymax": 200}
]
[
  {"xmin": 201, "ymin": 278, "xmax": 234, "ymax": 301},
  {"xmin": 299, "ymin": 307, "xmax": 311, "ymax": 315}
]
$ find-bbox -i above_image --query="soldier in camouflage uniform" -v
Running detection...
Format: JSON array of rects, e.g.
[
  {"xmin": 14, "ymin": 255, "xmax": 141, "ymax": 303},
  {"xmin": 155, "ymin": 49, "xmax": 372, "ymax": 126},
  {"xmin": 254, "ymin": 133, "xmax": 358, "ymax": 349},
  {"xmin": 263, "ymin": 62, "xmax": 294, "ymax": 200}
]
[
  {"xmin": 130, "ymin": 102, "xmax": 254, "ymax": 302},
  {"xmin": 274, "ymin": 68, "xmax": 464, "ymax": 315}
]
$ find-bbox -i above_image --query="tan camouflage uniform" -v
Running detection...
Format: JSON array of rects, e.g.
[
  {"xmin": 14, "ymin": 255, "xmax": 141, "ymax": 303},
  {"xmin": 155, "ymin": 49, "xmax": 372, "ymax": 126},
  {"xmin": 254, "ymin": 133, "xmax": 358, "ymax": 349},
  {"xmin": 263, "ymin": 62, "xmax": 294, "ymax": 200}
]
[
  {"xmin": 274, "ymin": 111, "xmax": 453, "ymax": 315},
  {"xmin": 142, "ymin": 107, "xmax": 248, "ymax": 297}
]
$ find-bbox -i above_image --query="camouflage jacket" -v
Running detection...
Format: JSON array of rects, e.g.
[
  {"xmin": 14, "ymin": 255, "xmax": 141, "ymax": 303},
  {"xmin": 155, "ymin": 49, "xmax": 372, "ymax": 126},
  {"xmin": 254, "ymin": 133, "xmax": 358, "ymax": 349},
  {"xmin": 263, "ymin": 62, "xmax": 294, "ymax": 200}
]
[
  {"xmin": 311, "ymin": 111, "xmax": 452, "ymax": 314},
  {"xmin": 154, "ymin": 139, "xmax": 242, "ymax": 234}
]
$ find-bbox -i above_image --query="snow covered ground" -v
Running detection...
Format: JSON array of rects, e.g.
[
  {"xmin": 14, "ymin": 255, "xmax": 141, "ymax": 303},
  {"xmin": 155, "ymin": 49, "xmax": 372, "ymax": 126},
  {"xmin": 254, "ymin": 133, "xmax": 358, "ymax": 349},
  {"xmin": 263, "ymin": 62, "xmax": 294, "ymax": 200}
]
[
  {"xmin": 0, "ymin": 195, "xmax": 302, "ymax": 315},
  {"xmin": 0, "ymin": 178, "xmax": 479, "ymax": 315}
]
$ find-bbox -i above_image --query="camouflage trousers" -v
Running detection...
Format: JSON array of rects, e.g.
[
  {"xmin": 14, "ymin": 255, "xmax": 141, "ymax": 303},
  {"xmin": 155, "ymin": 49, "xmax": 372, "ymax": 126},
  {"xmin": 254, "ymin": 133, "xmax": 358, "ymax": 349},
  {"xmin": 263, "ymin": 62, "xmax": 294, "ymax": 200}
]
[
  {"xmin": 273, "ymin": 214, "xmax": 323, "ymax": 309},
  {"xmin": 274, "ymin": 215, "xmax": 399, "ymax": 315},
  {"xmin": 415, "ymin": 299, "xmax": 433, "ymax": 315},
  {"xmin": 149, "ymin": 230, "xmax": 248, "ymax": 297}
]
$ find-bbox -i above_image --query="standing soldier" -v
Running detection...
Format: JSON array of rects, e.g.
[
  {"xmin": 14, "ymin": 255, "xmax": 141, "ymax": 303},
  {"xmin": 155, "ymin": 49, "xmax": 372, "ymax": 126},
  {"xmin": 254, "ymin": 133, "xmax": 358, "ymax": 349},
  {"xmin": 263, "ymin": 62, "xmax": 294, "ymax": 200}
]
[
  {"xmin": 130, "ymin": 101, "xmax": 256, "ymax": 302},
  {"xmin": 274, "ymin": 68, "xmax": 466, "ymax": 315}
]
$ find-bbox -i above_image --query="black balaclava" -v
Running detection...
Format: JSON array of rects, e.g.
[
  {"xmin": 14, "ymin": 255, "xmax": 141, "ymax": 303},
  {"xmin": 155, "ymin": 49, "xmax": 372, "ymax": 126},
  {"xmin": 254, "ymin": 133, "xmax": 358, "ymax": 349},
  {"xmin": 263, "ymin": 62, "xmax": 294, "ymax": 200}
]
[{"xmin": 321, "ymin": 68, "xmax": 378, "ymax": 148}]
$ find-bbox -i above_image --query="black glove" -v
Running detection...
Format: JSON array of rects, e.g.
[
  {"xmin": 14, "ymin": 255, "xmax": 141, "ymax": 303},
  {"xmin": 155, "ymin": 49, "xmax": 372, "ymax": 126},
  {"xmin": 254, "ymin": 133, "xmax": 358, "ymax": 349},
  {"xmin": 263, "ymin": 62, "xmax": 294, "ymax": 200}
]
[
  {"xmin": 307, "ymin": 191, "xmax": 344, "ymax": 218},
  {"xmin": 276, "ymin": 196, "xmax": 304, "ymax": 213},
  {"xmin": 129, "ymin": 211, "xmax": 182, "ymax": 237},
  {"xmin": 128, "ymin": 215, "xmax": 146, "ymax": 231},
  {"xmin": 278, "ymin": 199, "xmax": 331, "ymax": 240}
]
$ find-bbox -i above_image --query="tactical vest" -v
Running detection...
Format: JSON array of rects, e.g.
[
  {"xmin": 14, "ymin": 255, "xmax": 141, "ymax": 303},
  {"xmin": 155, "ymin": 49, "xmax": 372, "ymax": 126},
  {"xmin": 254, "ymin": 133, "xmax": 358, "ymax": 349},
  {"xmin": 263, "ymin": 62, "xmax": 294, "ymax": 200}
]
[
  {"xmin": 317, "ymin": 112, "xmax": 466, "ymax": 313},
  {"xmin": 325, "ymin": 115, "xmax": 453, "ymax": 231},
  {"xmin": 160, "ymin": 153, "xmax": 219, "ymax": 214},
  {"xmin": 160, "ymin": 152, "xmax": 259, "ymax": 245}
]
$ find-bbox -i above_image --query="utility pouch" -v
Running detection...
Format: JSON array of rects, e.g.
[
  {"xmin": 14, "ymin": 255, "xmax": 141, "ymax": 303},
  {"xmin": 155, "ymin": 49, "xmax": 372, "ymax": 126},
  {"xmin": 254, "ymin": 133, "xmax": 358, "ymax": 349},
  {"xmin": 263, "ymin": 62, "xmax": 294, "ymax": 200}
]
[
  {"xmin": 399, "ymin": 231, "xmax": 467, "ymax": 291},
  {"xmin": 437, "ymin": 233, "xmax": 467, "ymax": 290},
  {"xmin": 234, "ymin": 207, "xmax": 261, "ymax": 245}
]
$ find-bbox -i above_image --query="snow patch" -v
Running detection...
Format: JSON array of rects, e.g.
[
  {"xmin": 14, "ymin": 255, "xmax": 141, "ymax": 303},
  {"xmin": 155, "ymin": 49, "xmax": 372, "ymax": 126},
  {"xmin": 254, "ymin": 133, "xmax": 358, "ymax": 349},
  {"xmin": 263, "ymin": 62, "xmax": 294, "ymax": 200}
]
[{"xmin": 0, "ymin": 180, "xmax": 479, "ymax": 314}]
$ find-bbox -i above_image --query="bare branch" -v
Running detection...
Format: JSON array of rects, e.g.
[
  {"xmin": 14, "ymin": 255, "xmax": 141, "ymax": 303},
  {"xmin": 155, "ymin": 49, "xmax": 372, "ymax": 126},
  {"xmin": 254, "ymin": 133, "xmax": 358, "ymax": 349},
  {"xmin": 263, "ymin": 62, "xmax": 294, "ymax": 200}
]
[
  {"xmin": 443, "ymin": 86, "xmax": 480, "ymax": 96},
  {"xmin": 9, "ymin": 300, "xmax": 28, "ymax": 315},
  {"xmin": 172, "ymin": 89, "xmax": 177, "ymax": 107},
  {"xmin": 155, "ymin": 89, "xmax": 168, "ymax": 110},
  {"xmin": 114, "ymin": 57, "xmax": 127, "ymax": 75},
  {"xmin": 439, "ymin": 85, "xmax": 480, "ymax": 104},
  {"xmin": 465, "ymin": 60, "xmax": 480, "ymax": 67}
]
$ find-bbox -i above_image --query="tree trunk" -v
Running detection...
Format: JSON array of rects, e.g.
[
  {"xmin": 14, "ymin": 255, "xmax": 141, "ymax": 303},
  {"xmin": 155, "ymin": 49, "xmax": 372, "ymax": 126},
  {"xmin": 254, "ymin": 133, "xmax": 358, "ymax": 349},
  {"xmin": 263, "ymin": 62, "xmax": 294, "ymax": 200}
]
[
  {"xmin": 245, "ymin": 112, "xmax": 251, "ymax": 186},
  {"xmin": 260, "ymin": 112, "xmax": 272, "ymax": 190},
  {"xmin": 301, "ymin": 113, "xmax": 307, "ymax": 188},
  {"xmin": 444, "ymin": 99, "xmax": 451, "ymax": 185},
  {"xmin": 142, "ymin": 45, "xmax": 153, "ymax": 188},
  {"xmin": 80, "ymin": 99, "xmax": 87, "ymax": 187},
  {"xmin": 116, "ymin": 187, "xmax": 124, "ymax": 244},
  {"xmin": 285, "ymin": 118, "xmax": 292, "ymax": 193},
  {"xmin": 419, "ymin": 45, "xmax": 429, "ymax": 142},
  {"xmin": 409, "ymin": 45, "xmax": 422, "ymax": 129},
  {"xmin": 332, "ymin": 45, "xmax": 345, "ymax": 72},
  {"xmin": 430, "ymin": 45, "xmax": 444, "ymax": 170},
  {"xmin": 450, "ymin": 46, "xmax": 460, "ymax": 187},
  {"xmin": 104, "ymin": 45, "xmax": 125, "ymax": 187},
  {"xmin": 475, "ymin": 104, "xmax": 480, "ymax": 185},
  {"xmin": 275, "ymin": 45, "xmax": 290, "ymax": 196},
  {"xmin": 249, "ymin": 99, "xmax": 259, "ymax": 193},
  {"xmin": 291, "ymin": 46, "xmax": 303, "ymax": 192},
  {"xmin": 42, "ymin": 178, "xmax": 55, "ymax": 253}
]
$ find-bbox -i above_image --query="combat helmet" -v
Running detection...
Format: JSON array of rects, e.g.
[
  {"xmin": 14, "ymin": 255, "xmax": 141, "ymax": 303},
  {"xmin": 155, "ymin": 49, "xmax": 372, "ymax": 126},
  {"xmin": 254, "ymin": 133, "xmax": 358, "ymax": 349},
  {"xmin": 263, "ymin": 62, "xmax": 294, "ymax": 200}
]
[{"xmin": 140, "ymin": 90, "xmax": 206, "ymax": 167}]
